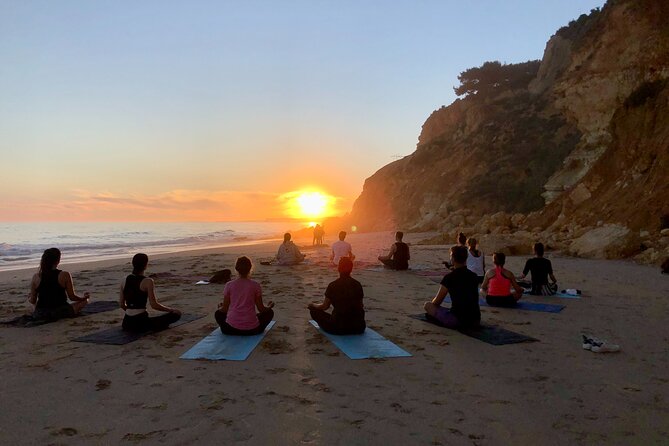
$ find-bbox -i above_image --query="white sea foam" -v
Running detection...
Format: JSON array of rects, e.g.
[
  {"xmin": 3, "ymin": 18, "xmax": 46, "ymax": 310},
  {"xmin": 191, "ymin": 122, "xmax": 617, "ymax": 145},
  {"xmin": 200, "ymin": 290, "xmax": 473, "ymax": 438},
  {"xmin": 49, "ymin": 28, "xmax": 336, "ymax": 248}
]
[{"xmin": 0, "ymin": 221, "xmax": 306, "ymax": 271}]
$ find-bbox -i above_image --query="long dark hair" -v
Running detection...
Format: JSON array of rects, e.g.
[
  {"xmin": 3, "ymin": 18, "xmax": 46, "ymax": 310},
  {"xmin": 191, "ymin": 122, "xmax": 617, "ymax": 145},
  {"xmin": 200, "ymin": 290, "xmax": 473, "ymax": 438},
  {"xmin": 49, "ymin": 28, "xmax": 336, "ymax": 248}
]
[{"xmin": 39, "ymin": 248, "xmax": 61, "ymax": 276}]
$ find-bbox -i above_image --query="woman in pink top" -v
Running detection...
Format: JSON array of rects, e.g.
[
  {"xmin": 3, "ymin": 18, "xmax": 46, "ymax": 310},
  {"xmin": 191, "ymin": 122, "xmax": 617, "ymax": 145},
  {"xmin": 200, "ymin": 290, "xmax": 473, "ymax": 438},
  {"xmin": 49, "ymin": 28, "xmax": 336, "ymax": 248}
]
[
  {"xmin": 215, "ymin": 256, "xmax": 274, "ymax": 335},
  {"xmin": 481, "ymin": 252, "xmax": 523, "ymax": 307}
]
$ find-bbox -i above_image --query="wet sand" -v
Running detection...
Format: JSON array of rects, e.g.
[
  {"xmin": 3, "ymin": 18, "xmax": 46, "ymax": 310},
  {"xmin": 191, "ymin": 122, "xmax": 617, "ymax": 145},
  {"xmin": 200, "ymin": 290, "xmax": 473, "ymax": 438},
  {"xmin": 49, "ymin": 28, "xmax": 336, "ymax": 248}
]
[{"xmin": 0, "ymin": 231, "xmax": 668, "ymax": 445}]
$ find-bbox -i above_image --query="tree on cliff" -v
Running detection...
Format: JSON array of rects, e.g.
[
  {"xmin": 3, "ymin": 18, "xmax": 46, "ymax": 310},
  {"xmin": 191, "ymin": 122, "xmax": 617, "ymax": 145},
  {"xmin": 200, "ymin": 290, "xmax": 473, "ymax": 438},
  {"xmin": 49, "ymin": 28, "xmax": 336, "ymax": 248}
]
[{"xmin": 454, "ymin": 60, "xmax": 540, "ymax": 98}]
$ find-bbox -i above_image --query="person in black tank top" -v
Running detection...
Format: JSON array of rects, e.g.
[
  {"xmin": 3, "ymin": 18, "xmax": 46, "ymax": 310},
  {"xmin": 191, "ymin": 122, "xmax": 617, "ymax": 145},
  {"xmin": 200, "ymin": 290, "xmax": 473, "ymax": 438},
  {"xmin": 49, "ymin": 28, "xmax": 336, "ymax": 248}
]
[
  {"xmin": 119, "ymin": 253, "xmax": 181, "ymax": 332},
  {"xmin": 29, "ymin": 248, "xmax": 90, "ymax": 321},
  {"xmin": 378, "ymin": 231, "xmax": 411, "ymax": 270}
]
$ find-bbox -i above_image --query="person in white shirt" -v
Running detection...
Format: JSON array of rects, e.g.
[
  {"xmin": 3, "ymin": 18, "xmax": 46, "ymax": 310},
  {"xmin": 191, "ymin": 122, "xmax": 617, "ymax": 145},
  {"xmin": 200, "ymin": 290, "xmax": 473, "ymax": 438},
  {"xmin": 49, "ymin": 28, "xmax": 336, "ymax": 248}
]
[
  {"xmin": 465, "ymin": 237, "xmax": 485, "ymax": 284},
  {"xmin": 276, "ymin": 233, "xmax": 306, "ymax": 266},
  {"xmin": 330, "ymin": 231, "xmax": 355, "ymax": 266}
]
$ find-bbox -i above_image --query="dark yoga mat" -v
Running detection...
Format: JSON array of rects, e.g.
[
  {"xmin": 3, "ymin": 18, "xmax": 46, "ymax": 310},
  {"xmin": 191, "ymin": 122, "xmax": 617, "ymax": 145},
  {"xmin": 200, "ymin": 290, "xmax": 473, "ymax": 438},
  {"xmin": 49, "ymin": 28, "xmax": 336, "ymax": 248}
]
[
  {"xmin": 409, "ymin": 313, "xmax": 538, "ymax": 345},
  {"xmin": 438, "ymin": 297, "xmax": 564, "ymax": 313},
  {"xmin": 72, "ymin": 314, "xmax": 205, "ymax": 345},
  {"xmin": 1, "ymin": 300, "xmax": 120, "ymax": 327}
]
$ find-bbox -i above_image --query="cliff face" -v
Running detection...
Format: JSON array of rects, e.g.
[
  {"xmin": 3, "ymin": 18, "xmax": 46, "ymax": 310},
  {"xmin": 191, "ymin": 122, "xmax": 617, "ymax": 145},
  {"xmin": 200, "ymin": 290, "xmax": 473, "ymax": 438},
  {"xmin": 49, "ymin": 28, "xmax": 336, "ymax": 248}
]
[{"xmin": 348, "ymin": 0, "xmax": 669, "ymax": 262}]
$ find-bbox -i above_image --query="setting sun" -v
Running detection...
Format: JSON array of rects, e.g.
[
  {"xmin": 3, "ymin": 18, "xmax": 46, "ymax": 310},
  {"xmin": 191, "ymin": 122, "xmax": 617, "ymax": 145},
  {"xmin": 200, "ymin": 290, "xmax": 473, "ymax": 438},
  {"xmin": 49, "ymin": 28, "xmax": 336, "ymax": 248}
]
[
  {"xmin": 296, "ymin": 192, "xmax": 328, "ymax": 218},
  {"xmin": 280, "ymin": 189, "xmax": 338, "ymax": 220}
]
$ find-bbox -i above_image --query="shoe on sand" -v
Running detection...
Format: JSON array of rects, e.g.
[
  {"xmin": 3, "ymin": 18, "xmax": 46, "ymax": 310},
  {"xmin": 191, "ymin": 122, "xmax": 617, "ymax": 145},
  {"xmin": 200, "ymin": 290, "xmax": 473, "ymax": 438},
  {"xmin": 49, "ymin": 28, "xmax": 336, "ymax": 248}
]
[
  {"xmin": 582, "ymin": 334, "xmax": 596, "ymax": 350},
  {"xmin": 591, "ymin": 339, "xmax": 620, "ymax": 353}
]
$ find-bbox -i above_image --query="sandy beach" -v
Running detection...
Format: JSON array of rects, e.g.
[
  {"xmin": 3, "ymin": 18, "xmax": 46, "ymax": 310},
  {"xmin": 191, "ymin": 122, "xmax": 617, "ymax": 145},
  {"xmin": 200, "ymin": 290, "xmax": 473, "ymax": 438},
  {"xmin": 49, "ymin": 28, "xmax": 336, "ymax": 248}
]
[{"xmin": 1, "ymin": 231, "xmax": 668, "ymax": 445}]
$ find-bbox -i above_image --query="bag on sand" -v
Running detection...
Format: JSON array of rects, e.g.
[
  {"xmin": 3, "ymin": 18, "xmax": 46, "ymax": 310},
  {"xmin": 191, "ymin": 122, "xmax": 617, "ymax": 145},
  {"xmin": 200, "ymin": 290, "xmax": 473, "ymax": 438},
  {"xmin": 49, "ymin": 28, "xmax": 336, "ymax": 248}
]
[{"xmin": 208, "ymin": 269, "xmax": 232, "ymax": 284}]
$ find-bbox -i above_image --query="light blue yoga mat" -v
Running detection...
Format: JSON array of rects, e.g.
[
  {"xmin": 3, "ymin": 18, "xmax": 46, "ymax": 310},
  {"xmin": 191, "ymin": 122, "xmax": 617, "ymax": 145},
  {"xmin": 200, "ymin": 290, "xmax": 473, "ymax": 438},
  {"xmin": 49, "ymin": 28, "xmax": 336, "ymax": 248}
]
[
  {"xmin": 309, "ymin": 320, "xmax": 411, "ymax": 360},
  {"xmin": 180, "ymin": 321, "xmax": 275, "ymax": 361},
  {"xmin": 441, "ymin": 297, "xmax": 564, "ymax": 313}
]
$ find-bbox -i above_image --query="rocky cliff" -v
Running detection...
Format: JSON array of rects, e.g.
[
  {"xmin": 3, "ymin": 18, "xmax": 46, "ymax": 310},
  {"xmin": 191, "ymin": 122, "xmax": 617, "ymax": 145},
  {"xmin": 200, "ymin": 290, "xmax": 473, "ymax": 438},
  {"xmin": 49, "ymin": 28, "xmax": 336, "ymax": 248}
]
[{"xmin": 347, "ymin": 0, "xmax": 669, "ymax": 263}]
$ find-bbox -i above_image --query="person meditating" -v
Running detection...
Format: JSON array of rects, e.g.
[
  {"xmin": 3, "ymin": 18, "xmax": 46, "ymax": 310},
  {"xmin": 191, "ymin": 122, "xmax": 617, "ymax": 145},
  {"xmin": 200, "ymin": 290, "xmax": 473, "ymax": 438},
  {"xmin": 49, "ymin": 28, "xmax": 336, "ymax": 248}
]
[
  {"xmin": 444, "ymin": 232, "xmax": 467, "ymax": 269},
  {"xmin": 378, "ymin": 231, "xmax": 410, "ymax": 270},
  {"xmin": 520, "ymin": 242, "xmax": 558, "ymax": 295},
  {"xmin": 276, "ymin": 233, "xmax": 306, "ymax": 266},
  {"xmin": 120, "ymin": 253, "xmax": 181, "ymax": 332},
  {"xmin": 215, "ymin": 256, "xmax": 274, "ymax": 335},
  {"xmin": 424, "ymin": 245, "xmax": 480, "ymax": 329},
  {"xmin": 481, "ymin": 252, "xmax": 523, "ymax": 307},
  {"xmin": 29, "ymin": 248, "xmax": 90, "ymax": 321},
  {"xmin": 330, "ymin": 230, "xmax": 355, "ymax": 266},
  {"xmin": 308, "ymin": 257, "xmax": 365, "ymax": 335},
  {"xmin": 466, "ymin": 237, "xmax": 485, "ymax": 283}
]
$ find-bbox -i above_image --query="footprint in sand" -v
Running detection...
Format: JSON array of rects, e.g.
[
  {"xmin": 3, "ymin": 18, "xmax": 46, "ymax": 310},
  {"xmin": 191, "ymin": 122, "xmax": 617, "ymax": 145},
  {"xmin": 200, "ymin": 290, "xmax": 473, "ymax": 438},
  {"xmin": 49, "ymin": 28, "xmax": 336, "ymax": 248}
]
[
  {"xmin": 96, "ymin": 379, "xmax": 111, "ymax": 391},
  {"xmin": 261, "ymin": 338, "xmax": 295, "ymax": 354},
  {"xmin": 51, "ymin": 427, "xmax": 78, "ymax": 437}
]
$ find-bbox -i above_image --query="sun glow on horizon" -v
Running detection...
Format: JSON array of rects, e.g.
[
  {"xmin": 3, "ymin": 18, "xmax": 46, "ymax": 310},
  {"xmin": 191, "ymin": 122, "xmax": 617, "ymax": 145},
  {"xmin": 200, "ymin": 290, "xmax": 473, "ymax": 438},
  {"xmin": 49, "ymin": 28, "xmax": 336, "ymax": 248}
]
[{"xmin": 281, "ymin": 189, "xmax": 338, "ymax": 220}]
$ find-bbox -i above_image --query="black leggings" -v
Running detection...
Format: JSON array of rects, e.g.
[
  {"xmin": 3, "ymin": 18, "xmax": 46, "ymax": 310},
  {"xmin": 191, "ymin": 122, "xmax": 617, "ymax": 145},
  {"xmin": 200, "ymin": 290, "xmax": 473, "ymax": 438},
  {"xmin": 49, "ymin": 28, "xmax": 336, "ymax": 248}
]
[
  {"xmin": 122, "ymin": 311, "xmax": 181, "ymax": 332},
  {"xmin": 485, "ymin": 295, "xmax": 519, "ymax": 308},
  {"xmin": 215, "ymin": 309, "xmax": 274, "ymax": 336},
  {"xmin": 379, "ymin": 258, "xmax": 408, "ymax": 270},
  {"xmin": 310, "ymin": 309, "xmax": 365, "ymax": 335}
]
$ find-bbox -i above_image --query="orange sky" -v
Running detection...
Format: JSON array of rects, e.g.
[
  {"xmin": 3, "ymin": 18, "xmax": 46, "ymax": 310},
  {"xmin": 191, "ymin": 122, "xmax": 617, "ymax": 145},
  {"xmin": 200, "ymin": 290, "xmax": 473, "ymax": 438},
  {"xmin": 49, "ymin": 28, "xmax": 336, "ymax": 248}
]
[{"xmin": 0, "ymin": 188, "xmax": 350, "ymax": 222}]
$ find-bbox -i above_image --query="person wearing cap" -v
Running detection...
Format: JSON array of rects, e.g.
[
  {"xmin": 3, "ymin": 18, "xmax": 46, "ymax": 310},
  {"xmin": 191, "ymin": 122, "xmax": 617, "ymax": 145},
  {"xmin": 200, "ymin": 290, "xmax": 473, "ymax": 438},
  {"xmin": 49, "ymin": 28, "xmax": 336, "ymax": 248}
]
[{"xmin": 307, "ymin": 257, "xmax": 365, "ymax": 334}]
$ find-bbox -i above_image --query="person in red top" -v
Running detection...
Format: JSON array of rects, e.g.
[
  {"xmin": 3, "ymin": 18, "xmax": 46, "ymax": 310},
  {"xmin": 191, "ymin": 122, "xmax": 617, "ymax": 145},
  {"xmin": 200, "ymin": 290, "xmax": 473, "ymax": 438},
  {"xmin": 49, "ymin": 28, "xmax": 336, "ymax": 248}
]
[
  {"xmin": 481, "ymin": 252, "xmax": 523, "ymax": 307},
  {"xmin": 215, "ymin": 256, "xmax": 274, "ymax": 336}
]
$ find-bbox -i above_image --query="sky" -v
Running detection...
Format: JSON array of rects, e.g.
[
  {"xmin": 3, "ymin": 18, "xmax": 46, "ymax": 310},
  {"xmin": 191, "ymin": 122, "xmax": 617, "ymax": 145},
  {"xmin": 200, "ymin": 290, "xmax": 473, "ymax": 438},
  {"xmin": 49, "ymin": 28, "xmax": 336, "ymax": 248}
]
[{"xmin": 0, "ymin": 0, "xmax": 606, "ymax": 222}]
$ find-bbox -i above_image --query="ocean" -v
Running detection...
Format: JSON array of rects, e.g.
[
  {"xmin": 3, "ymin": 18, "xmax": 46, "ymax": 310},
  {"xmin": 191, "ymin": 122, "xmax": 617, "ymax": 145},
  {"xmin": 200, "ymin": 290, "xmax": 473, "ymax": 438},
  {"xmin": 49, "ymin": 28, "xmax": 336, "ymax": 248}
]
[{"xmin": 0, "ymin": 221, "xmax": 307, "ymax": 272}]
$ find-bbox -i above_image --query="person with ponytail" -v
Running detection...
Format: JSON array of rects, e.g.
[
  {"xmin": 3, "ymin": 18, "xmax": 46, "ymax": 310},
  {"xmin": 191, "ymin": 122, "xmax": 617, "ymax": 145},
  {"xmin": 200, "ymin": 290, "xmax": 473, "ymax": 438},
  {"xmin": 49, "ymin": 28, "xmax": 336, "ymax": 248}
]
[
  {"xmin": 119, "ymin": 253, "xmax": 181, "ymax": 332},
  {"xmin": 481, "ymin": 252, "xmax": 523, "ymax": 307},
  {"xmin": 28, "ymin": 248, "xmax": 90, "ymax": 320}
]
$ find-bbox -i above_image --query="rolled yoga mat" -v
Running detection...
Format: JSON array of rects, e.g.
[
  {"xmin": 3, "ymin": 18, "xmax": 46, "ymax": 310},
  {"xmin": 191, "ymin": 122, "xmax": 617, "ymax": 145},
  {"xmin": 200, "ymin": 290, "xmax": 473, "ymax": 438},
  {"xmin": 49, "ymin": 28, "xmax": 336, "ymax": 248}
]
[
  {"xmin": 180, "ymin": 321, "xmax": 276, "ymax": 361},
  {"xmin": 72, "ymin": 314, "xmax": 205, "ymax": 345},
  {"xmin": 1, "ymin": 300, "xmax": 120, "ymax": 328},
  {"xmin": 409, "ymin": 313, "xmax": 538, "ymax": 345},
  {"xmin": 309, "ymin": 320, "xmax": 411, "ymax": 360}
]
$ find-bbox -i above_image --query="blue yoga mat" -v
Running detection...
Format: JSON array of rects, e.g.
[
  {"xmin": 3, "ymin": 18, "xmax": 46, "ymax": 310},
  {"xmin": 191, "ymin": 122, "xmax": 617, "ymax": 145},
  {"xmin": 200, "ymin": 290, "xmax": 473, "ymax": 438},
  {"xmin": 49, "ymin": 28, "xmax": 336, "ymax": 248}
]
[
  {"xmin": 441, "ymin": 297, "xmax": 564, "ymax": 313},
  {"xmin": 309, "ymin": 320, "xmax": 411, "ymax": 360},
  {"xmin": 180, "ymin": 321, "xmax": 275, "ymax": 361},
  {"xmin": 523, "ymin": 290, "xmax": 581, "ymax": 299}
]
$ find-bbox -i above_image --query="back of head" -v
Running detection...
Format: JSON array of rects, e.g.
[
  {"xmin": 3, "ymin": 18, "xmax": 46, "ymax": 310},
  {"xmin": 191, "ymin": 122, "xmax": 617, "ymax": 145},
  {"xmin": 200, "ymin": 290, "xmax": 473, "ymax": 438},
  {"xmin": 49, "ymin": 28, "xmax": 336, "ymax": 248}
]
[
  {"xmin": 283, "ymin": 233, "xmax": 291, "ymax": 243},
  {"xmin": 457, "ymin": 232, "xmax": 467, "ymax": 245},
  {"xmin": 395, "ymin": 231, "xmax": 404, "ymax": 242},
  {"xmin": 662, "ymin": 257, "xmax": 669, "ymax": 274},
  {"xmin": 450, "ymin": 245, "xmax": 468, "ymax": 265},
  {"xmin": 235, "ymin": 256, "xmax": 252, "ymax": 277},
  {"xmin": 493, "ymin": 252, "xmax": 506, "ymax": 266},
  {"xmin": 467, "ymin": 237, "xmax": 477, "ymax": 250},
  {"xmin": 338, "ymin": 256, "xmax": 353, "ymax": 276},
  {"xmin": 338, "ymin": 231, "xmax": 346, "ymax": 241},
  {"xmin": 132, "ymin": 253, "xmax": 149, "ymax": 275},
  {"xmin": 534, "ymin": 242, "xmax": 545, "ymax": 257},
  {"xmin": 40, "ymin": 248, "xmax": 61, "ymax": 275}
]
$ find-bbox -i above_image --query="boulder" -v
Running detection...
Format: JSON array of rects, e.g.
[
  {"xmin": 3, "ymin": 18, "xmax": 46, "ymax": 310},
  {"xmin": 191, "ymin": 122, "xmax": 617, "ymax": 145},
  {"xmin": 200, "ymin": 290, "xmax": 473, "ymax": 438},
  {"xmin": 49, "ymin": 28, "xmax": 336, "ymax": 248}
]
[{"xmin": 568, "ymin": 224, "xmax": 641, "ymax": 259}]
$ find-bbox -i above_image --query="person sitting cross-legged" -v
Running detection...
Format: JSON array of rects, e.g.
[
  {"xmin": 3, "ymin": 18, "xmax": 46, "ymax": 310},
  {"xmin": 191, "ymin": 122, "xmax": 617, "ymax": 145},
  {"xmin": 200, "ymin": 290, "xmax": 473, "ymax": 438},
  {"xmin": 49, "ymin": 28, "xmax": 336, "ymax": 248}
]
[
  {"xmin": 481, "ymin": 252, "xmax": 523, "ymax": 307},
  {"xmin": 308, "ymin": 257, "xmax": 366, "ymax": 335},
  {"xmin": 215, "ymin": 256, "xmax": 274, "ymax": 336},
  {"xmin": 424, "ymin": 245, "xmax": 480, "ymax": 329},
  {"xmin": 378, "ymin": 231, "xmax": 410, "ymax": 270}
]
